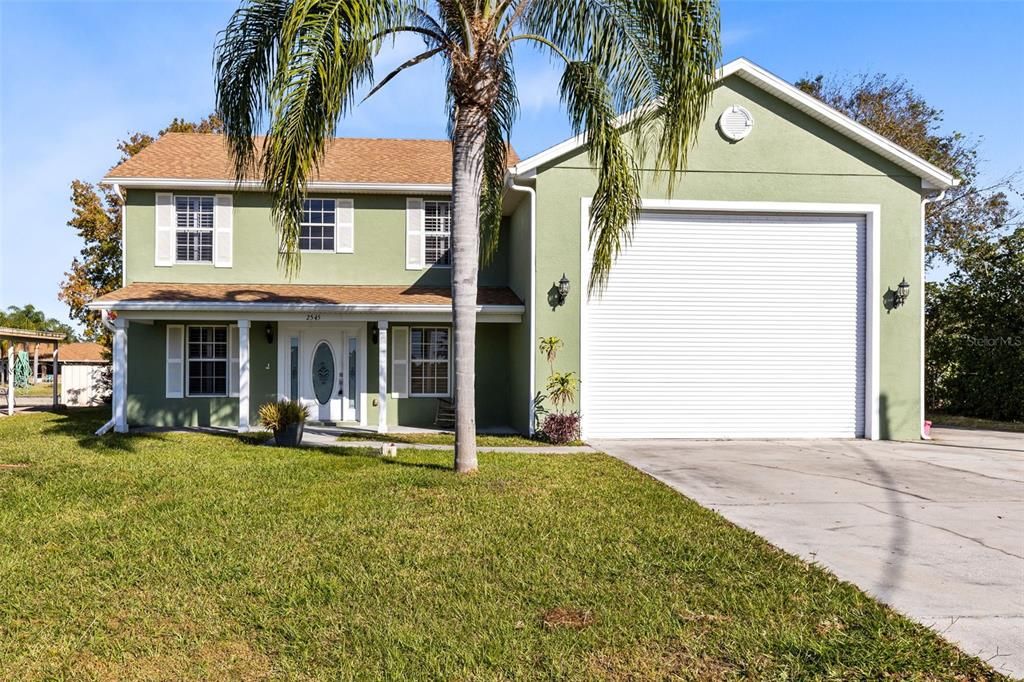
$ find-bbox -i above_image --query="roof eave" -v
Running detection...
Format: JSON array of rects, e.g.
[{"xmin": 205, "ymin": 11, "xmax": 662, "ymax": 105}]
[{"xmin": 100, "ymin": 177, "xmax": 453, "ymax": 194}]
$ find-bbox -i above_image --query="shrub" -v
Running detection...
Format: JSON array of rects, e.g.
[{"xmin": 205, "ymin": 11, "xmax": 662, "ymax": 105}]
[
  {"xmin": 541, "ymin": 412, "xmax": 581, "ymax": 445},
  {"xmin": 257, "ymin": 400, "xmax": 308, "ymax": 432}
]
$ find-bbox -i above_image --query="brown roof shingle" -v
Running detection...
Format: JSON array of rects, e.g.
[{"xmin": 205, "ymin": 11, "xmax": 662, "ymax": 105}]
[
  {"xmin": 90, "ymin": 283, "xmax": 523, "ymax": 308},
  {"xmin": 58, "ymin": 342, "xmax": 109, "ymax": 364},
  {"xmin": 105, "ymin": 133, "xmax": 519, "ymax": 185}
]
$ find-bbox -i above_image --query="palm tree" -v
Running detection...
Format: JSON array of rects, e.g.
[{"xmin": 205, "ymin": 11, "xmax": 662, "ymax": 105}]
[{"xmin": 215, "ymin": 0, "xmax": 720, "ymax": 472}]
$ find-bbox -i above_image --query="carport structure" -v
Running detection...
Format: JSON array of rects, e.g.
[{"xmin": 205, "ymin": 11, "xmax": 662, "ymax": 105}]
[{"xmin": 0, "ymin": 327, "xmax": 65, "ymax": 415}]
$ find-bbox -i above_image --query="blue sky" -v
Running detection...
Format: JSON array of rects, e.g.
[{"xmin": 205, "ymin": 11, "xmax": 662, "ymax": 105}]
[{"xmin": 1, "ymin": 0, "xmax": 1022, "ymax": 329}]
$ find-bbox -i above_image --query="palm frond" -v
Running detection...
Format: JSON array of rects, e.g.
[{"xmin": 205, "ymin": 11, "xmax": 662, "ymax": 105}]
[
  {"xmin": 214, "ymin": 0, "xmax": 291, "ymax": 179},
  {"xmin": 479, "ymin": 51, "xmax": 518, "ymax": 264},
  {"xmin": 559, "ymin": 61, "xmax": 640, "ymax": 293},
  {"xmin": 362, "ymin": 46, "xmax": 445, "ymax": 102}
]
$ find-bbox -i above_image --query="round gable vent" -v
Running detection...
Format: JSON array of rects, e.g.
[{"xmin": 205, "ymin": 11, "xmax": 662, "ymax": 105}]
[{"xmin": 718, "ymin": 105, "xmax": 754, "ymax": 141}]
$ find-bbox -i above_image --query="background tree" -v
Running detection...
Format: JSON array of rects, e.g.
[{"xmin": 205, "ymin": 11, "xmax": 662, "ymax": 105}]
[
  {"xmin": 796, "ymin": 74, "xmax": 1021, "ymax": 268},
  {"xmin": 59, "ymin": 115, "xmax": 223, "ymax": 341},
  {"xmin": 0, "ymin": 305, "xmax": 77, "ymax": 340},
  {"xmin": 798, "ymin": 74, "xmax": 1023, "ymax": 422},
  {"xmin": 214, "ymin": 0, "xmax": 721, "ymax": 472},
  {"xmin": 925, "ymin": 227, "xmax": 1024, "ymax": 421}
]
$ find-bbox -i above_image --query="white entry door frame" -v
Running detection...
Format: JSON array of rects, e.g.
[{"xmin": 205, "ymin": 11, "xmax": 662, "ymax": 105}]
[{"xmin": 277, "ymin": 323, "xmax": 367, "ymax": 425}]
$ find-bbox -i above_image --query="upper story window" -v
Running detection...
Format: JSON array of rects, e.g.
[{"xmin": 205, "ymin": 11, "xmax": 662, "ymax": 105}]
[
  {"xmin": 300, "ymin": 199, "xmax": 336, "ymax": 252},
  {"xmin": 424, "ymin": 200, "xmax": 451, "ymax": 266},
  {"xmin": 175, "ymin": 196, "xmax": 215, "ymax": 263}
]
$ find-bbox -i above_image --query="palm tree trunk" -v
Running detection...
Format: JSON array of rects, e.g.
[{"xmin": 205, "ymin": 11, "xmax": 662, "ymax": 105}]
[{"xmin": 450, "ymin": 103, "xmax": 489, "ymax": 474}]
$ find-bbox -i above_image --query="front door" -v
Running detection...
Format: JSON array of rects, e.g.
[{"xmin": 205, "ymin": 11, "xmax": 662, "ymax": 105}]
[{"xmin": 280, "ymin": 325, "xmax": 363, "ymax": 424}]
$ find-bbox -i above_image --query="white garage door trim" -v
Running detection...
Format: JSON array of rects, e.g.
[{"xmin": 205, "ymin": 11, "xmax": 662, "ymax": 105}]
[{"xmin": 579, "ymin": 198, "xmax": 881, "ymax": 440}]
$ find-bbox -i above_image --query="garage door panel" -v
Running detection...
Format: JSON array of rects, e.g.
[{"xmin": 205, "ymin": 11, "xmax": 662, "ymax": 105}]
[{"xmin": 583, "ymin": 211, "xmax": 866, "ymax": 440}]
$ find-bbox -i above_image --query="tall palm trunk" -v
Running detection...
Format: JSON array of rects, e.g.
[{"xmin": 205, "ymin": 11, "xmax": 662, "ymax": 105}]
[{"xmin": 450, "ymin": 100, "xmax": 490, "ymax": 473}]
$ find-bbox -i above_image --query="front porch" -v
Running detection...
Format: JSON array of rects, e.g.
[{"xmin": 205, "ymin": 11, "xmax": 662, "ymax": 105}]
[{"xmin": 90, "ymin": 283, "xmax": 527, "ymax": 435}]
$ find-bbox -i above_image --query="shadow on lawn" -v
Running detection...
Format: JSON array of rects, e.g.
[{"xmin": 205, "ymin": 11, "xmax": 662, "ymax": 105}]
[{"xmin": 305, "ymin": 444, "xmax": 453, "ymax": 471}]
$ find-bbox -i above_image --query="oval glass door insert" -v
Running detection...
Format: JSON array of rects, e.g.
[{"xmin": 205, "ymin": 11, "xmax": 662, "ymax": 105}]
[{"xmin": 312, "ymin": 342, "xmax": 335, "ymax": 405}]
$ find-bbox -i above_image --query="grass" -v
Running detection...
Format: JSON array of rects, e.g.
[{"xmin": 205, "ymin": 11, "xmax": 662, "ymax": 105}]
[
  {"xmin": 14, "ymin": 381, "xmax": 56, "ymax": 397},
  {"xmin": 335, "ymin": 430, "xmax": 581, "ymax": 447},
  {"xmin": 929, "ymin": 413, "xmax": 1024, "ymax": 434},
  {"xmin": 0, "ymin": 409, "xmax": 1005, "ymax": 681}
]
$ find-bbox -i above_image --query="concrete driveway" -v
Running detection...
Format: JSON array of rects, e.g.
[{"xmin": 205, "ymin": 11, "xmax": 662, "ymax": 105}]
[{"xmin": 593, "ymin": 427, "xmax": 1024, "ymax": 679}]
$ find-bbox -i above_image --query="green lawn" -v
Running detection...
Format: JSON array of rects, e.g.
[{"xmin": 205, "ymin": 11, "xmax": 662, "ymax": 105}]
[
  {"xmin": 14, "ymin": 381, "xmax": 56, "ymax": 397},
  {"xmin": 0, "ymin": 410, "xmax": 1003, "ymax": 680},
  {"xmin": 335, "ymin": 430, "xmax": 579, "ymax": 447},
  {"xmin": 929, "ymin": 413, "xmax": 1024, "ymax": 434}
]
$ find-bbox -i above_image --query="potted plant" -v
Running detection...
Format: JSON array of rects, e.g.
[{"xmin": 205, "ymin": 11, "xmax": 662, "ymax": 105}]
[{"xmin": 258, "ymin": 399, "xmax": 308, "ymax": 446}]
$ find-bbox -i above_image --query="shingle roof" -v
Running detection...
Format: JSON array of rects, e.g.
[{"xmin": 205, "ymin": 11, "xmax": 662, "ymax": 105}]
[
  {"xmin": 58, "ymin": 342, "xmax": 108, "ymax": 364},
  {"xmin": 105, "ymin": 133, "xmax": 519, "ymax": 185},
  {"xmin": 90, "ymin": 283, "xmax": 523, "ymax": 308}
]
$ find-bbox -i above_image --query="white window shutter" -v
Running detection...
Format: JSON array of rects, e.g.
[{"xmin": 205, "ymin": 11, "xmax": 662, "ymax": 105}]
[
  {"xmin": 228, "ymin": 325, "xmax": 240, "ymax": 397},
  {"xmin": 335, "ymin": 198, "xmax": 354, "ymax": 253},
  {"xmin": 166, "ymin": 325, "xmax": 184, "ymax": 398},
  {"xmin": 406, "ymin": 198, "xmax": 424, "ymax": 270},
  {"xmin": 391, "ymin": 326, "xmax": 409, "ymax": 398},
  {"xmin": 155, "ymin": 193, "xmax": 174, "ymax": 266},
  {"xmin": 214, "ymin": 194, "xmax": 233, "ymax": 267}
]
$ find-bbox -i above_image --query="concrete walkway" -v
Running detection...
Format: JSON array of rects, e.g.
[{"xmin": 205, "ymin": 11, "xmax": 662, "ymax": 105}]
[
  {"xmin": 298, "ymin": 425, "xmax": 596, "ymax": 454},
  {"xmin": 593, "ymin": 428, "xmax": 1024, "ymax": 679}
]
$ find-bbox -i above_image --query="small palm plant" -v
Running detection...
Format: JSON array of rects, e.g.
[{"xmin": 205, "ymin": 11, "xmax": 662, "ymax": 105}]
[
  {"xmin": 539, "ymin": 336, "xmax": 563, "ymax": 375},
  {"xmin": 536, "ymin": 337, "xmax": 580, "ymax": 444},
  {"xmin": 258, "ymin": 399, "xmax": 309, "ymax": 446}
]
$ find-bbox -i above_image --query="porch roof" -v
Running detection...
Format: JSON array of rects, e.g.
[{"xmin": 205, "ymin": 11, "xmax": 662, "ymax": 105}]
[{"xmin": 89, "ymin": 283, "xmax": 524, "ymax": 312}]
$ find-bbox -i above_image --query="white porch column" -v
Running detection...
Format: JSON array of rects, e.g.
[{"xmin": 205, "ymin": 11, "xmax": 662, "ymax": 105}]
[
  {"xmin": 238, "ymin": 320, "xmax": 251, "ymax": 432},
  {"xmin": 6, "ymin": 344, "xmax": 14, "ymax": 416},
  {"xmin": 32, "ymin": 343, "xmax": 38, "ymax": 383},
  {"xmin": 377, "ymin": 321, "xmax": 388, "ymax": 433},
  {"xmin": 113, "ymin": 317, "xmax": 128, "ymax": 433}
]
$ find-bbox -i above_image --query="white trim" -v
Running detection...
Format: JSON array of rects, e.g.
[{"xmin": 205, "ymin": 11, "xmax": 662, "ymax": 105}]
[
  {"xmin": 506, "ymin": 180, "xmax": 537, "ymax": 435},
  {"xmin": 154, "ymin": 192, "xmax": 174, "ymax": 267},
  {"xmin": 377, "ymin": 321, "xmax": 388, "ymax": 433},
  {"xmin": 184, "ymin": 324, "xmax": 231, "ymax": 398},
  {"xmin": 299, "ymin": 196, "xmax": 344, "ymax": 253},
  {"xmin": 113, "ymin": 317, "xmax": 129, "ymax": 432},
  {"xmin": 407, "ymin": 326, "xmax": 452, "ymax": 398},
  {"xmin": 512, "ymin": 58, "xmax": 957, "ymax": 190},
  {"xmin": 390, "ymin": 325, "xmax": 410, "ymax": 398},
  {"xmin": 579, "ymin": 197, "xmax": 882, "ymax": 441},
  {"xmin": 214, "ymin": 194, "xmax": 233, "ymax": 268},
  {"xmin": 406, "ymin": 197, "xmax": 425, "ymax": 270},
  {"xmin": 165, "ymin": 324, "xmax": 184, "ymax": 399},
  {"xmin": 237, "ymin": 320, "xmax": 250, "ymax": 431},
  {"xmin": 90, "ymin": 300, "xmax": 523, "ymax": 315},
  {"xmin": 113, "ymin": 310, "xmax": 521, "ymax": 324},
  {"xmin": 335, "ymin": 198, "xmax": 354, "ymax": 254},
  {"xmin": 102, "ymin": 178, "xmax": 452, "ymax": 194}
]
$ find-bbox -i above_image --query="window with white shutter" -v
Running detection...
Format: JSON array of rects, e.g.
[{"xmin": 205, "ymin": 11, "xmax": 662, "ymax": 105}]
[
  {"xmin": 166, "ymin": 325, "xmax": 184, "ymax": 398},
  {"xmin": 391, "ymin": 326, "xmax": 409, "ymax": 398}
]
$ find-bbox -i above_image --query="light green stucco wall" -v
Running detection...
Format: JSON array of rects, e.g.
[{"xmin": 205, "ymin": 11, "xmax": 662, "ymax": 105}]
[
  {"xmin": 126, "ymin": 321, "xmax": 278, "ymax": 428},
  {"xmin": 531, "ymin": 75, "xmax": 926, "ymax": 440},
  {"xmin": 364, "ymin": 322, "xmax": 513, "ymax": 430},
  {"xmin": 124, "ymin": 192, "xmax": 509, "ymax": 288}
]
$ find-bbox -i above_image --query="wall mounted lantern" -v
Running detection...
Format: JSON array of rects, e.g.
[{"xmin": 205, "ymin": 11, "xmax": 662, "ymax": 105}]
[
  {"xmin": 894, "ymin": 278, "xmax": 910, "ymax": 308},
  {"xmin": 556, "ymin": 273, "xmax": 571, "ymax": 306},
  {"xmin": 264, "ymin": 323, "xmax": 275, "ymax": 345}
]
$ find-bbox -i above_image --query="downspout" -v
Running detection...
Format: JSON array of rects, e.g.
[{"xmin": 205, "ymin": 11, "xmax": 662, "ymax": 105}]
[
  {"xmin": 95, "ymin": 309, "xmax": 118, "ymax": 435},
  {"xmin": 920, "ymin": 189, "xmax": 946, "ymax": 440},
  {"xmin": 506, "ymin": 176, "xmax": 537, "ymax": 435},
  {"xmin": 111, "ymin": 183, "xmax": 126, "ymax": 288}
]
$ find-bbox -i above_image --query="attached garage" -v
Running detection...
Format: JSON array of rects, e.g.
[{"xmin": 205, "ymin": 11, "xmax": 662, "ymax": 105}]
[{"xmin": 581, "ymin": 203, "xmax": 876, "ymax": 440}]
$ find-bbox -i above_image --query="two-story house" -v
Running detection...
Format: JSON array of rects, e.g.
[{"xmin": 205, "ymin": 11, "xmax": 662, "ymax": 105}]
[{"xmin": 90, "ymin": 59, "xmax": 956, "ymax": 441}]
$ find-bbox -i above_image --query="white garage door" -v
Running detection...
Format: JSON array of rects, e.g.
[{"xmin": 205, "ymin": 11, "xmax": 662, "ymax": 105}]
[{"xmin": 582, "ymin": 210, "xmax": 866, "ymax": 439}]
